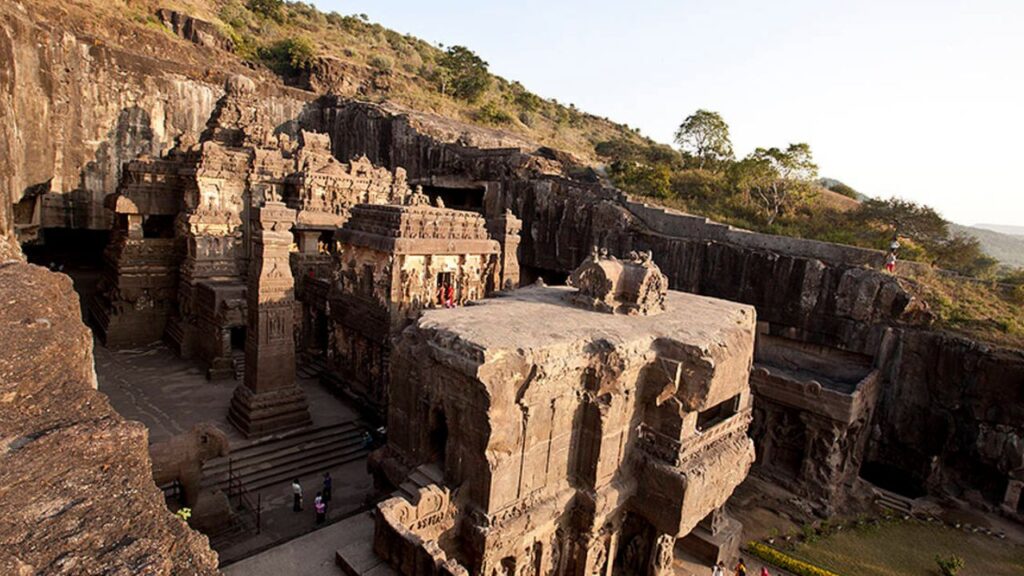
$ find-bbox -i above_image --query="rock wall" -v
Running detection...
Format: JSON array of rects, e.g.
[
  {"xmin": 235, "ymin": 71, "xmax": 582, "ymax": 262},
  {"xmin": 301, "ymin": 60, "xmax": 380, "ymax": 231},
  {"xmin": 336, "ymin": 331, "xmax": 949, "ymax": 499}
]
[
  {"xmin": 0, "ymin": 237, "xmax": 219, "ymax": 575},
  {"xmin": 868, "ymin": 330, "xmax": 1024, "ymax": 504},
  {"xmin": 0, "ymin": 1, "xmax": 313, "ymax": 236}
]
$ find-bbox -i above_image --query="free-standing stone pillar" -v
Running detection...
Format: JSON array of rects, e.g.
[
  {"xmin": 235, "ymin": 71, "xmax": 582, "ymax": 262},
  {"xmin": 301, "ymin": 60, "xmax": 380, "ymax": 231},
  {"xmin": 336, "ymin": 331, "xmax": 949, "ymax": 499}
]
[{"xmin": 228, "ymin": 201, "xmax": 311, "ymax": 437}]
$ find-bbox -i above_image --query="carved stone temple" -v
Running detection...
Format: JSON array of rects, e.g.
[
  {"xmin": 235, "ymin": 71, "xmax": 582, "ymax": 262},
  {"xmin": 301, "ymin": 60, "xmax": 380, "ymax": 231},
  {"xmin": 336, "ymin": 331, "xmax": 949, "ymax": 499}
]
[
  {"xmin": 326, "ymin": 199, "xmax": 515, "ymax": 414},
  {"xmin": 227, "ymin": 200, "xmax": 311, "ymax": 437},
  {"xmin": 345, "ymin": 254, "xmax": 757, "ymax": 576}
]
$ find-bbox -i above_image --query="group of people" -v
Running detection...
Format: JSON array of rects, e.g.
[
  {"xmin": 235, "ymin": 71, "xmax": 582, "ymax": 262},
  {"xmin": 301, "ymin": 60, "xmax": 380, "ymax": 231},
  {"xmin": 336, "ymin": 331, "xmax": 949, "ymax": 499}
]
[
  {"xmin": 712, "ymin": 558, "xmax": 770, "ymax": 576},
  {"xmin": 291, "ymin": 472, "xmax": 332, "ymax": 526}
]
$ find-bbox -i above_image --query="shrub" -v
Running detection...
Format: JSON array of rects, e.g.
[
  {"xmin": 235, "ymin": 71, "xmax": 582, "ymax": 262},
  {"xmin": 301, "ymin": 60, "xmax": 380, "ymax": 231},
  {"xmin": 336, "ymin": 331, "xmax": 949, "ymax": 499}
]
[
  {"xmin": 369, "ymin": 55, "xmax": 393, "ymax": 72},
  {"xmin": 935, "ymin": 553, "xmax": 965, "ymax": 576},
  {"xmin": 247, "ymin": 0, "xmax": 284, "ymax": 22},
  {"xmin": 745, "ymin": 542, "xmax": 841, "ymax": 576},
  {"xmin": 260, "ymin": 36, "xmax": 317, "ymax": 75},
  {"xmin": 477, "ymin": 101, "xmax": 514, "ymax": 125}
]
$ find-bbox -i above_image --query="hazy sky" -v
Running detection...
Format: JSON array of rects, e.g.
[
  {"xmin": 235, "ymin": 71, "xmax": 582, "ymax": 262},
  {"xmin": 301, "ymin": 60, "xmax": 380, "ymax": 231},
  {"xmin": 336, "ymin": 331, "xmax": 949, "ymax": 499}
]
[{"xmin": 313, "ymin": 0, "xmax": 1023, "ymax": 226}]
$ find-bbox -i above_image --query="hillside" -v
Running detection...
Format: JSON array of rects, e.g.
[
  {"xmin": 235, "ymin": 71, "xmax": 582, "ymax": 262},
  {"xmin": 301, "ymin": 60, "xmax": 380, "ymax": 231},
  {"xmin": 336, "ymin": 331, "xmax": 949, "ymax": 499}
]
[
  {"xmin": 951, "ymin": 223, "xmax": 1024, "ymax": 268},
  {"xmin": 74, "ymin": 0, "xmax": 652, "ymax": 163}
]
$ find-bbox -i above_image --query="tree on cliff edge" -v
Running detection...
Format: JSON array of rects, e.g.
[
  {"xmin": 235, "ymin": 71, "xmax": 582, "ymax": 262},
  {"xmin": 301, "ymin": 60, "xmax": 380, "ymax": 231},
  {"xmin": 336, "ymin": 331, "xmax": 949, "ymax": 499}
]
[
  {"xmin": 674, "ymin": 110, "xmax": 734, "ymax": 170},
  {"xmin": 731, "ymin": 143, "xmax": 818, "ymax": 226}
]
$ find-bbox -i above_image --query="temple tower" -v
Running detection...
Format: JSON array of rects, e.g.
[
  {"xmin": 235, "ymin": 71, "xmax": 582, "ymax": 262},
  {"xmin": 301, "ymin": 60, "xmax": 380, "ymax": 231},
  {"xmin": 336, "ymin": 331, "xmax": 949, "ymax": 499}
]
[{"xmin": 228, "ymin": 200, "xmax": 311, "ymax": 437}]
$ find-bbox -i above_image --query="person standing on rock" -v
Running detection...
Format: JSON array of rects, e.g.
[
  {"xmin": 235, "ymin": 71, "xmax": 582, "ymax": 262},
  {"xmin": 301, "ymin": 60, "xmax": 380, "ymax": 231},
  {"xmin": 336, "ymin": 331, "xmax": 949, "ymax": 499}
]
[
  {"xmin": 885, "ymin": 250, "xmax": 897, "ymax": 273},
  {"xmin": 712, "ymin": 561, "xmax": 726, "ymax": 576},
  {"xmin": 734, "ymin": 558, "xmax": 747, "ymax": 576},
  {"xmin": 314, "ymin": 491, "xmax": 327, "ymax": 525},
  {"xmin": 292, "ymin": 478, "xmax": 303, "ymax": 512},
  {"xmin": 322, "ymin": 472, "xmax": 332, "ymax": 504}
]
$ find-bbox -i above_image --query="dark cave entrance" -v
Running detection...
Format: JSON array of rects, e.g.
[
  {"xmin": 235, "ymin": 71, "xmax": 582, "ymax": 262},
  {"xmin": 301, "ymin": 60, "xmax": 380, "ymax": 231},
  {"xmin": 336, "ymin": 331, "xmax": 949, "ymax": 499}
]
[
  {"xmin": 428, "ymin": 407, "xmax": 449, "ymax": 470},
  {"xmin": 23, "ymin": 228, "xmax": 110, "ymax": 321},
  {"xmin": 422, "ymin": 185, "xmax": 484, "ymax": 212},
  {"xmin": 520, "ymin": 265, "xmax": 569, "ymax": 286},
  {"xmin": 859, "ymin": 461, "xmax": 927, "ymax": 499},
  {"xmin": 230, "ymin": 326, "xmax": 247, "ymax": 351}
]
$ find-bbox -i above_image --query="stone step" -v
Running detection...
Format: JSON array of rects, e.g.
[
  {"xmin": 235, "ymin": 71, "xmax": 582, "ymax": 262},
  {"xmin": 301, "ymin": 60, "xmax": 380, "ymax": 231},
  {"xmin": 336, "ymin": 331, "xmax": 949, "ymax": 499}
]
[
  {"xmin": 227, "ymin": 445, "xmax": 369, "ymax": 495},
  {"xmin": 204, "ymin": 421, "xmax": 364, "ymax": 474},
  {"xmin": 875, "ymin": 490, "xmax": 913, "ymax": 514},
  {"xmin": 202, "ymin": 434, "xmax": 369, "ymax": 494},
  {"xmin": 201, "ymin": 421, "xmax": 371, "ymax": 495}
]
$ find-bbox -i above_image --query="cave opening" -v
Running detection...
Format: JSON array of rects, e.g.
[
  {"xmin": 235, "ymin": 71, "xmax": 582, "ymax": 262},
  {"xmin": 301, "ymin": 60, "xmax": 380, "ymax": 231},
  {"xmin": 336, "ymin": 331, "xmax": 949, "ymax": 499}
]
[
  {"xmin": 859, "ymin": 461, "xmax": 927, "ymax": 499},
  {"xmin": 520, "ymin": 265, "xmax": 569, "ymax": 286},
  {"xmin": 23, "ymin": 228, "xmax": 110, "ymax": 321},
  {"xmin": 422, "ymin": 185, "xmax": 484, "ymax": 212}
]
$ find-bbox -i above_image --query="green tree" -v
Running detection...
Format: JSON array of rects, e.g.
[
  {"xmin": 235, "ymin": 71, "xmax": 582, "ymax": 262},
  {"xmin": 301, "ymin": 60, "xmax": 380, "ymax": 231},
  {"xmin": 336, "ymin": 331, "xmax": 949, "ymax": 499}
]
[
  {"xmin": 731, "ymin": 143, "xmax": 818, "ymax": 225},
  {"xmin": 674, "ymin": 109, "xmax": 734, "ymax": 170},
  {"xmin": 856, "ymin": 197, "xmax": 949, "ymax": 248},
  {"xmin": 436, "ymin": 46, "xmax": 491, "ymax": 102},
  {"xmin": 929, "ymin": 234, "xmax": 998, "ymax": 276}
]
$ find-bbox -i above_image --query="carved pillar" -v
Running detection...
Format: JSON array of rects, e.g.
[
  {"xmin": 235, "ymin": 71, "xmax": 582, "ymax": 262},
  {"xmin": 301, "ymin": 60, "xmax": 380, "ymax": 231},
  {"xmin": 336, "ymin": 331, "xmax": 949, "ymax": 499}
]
[
  {"xmin": 486, "ymin": 209, "xmax": 522, "ymax": 291},
  {"xmin": 228, "ymin": 201, "xmax": 311, "ymax": 437}
]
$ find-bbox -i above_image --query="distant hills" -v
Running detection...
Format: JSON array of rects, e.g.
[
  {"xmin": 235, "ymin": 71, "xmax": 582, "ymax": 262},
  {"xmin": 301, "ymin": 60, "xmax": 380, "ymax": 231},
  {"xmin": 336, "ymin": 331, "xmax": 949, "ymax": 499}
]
[
  {"xmin": 974, "ymin": 223, "xmax": 1024, "ymax": 237},
  {"xmin": 950, "ymin": 223, "xmax": 1024, "ymax": 268}
]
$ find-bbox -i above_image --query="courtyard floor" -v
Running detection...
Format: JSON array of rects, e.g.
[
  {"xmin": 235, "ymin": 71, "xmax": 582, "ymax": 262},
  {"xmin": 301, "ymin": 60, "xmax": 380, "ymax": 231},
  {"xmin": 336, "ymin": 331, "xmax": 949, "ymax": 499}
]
[{"xmin": 93, "ymin": 339, "xmax": 375, "ymax": 566}]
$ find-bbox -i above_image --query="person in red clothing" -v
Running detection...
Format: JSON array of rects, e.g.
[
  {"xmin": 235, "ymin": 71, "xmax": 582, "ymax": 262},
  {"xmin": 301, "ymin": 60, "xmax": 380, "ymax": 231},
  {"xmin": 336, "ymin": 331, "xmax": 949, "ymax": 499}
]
[{"xmin": 445, "ymin": 282, "xmax": 455, "ymax": 308}]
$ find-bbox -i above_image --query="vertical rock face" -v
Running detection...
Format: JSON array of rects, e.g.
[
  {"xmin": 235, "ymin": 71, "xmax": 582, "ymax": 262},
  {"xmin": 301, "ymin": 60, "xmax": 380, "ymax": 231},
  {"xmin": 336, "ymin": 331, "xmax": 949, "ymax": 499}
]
[
  {"xmin": 868, "ymin": 330, "xmax": 1024, "ymax": 506},
  {"xmin": 0, "ymin": 1, "xmax": 312, "ymax": 238},
  {"xmin": 0, "ymin": 238, "xmax": 219, "ymax": 575}
]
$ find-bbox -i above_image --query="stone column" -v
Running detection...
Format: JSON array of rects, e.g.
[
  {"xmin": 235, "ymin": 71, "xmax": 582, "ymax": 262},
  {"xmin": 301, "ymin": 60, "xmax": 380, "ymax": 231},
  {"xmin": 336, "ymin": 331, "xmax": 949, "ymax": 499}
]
[
  {"xmin": 228, "ymin": 201, "xmax": 311, "ymax": 437},
  {"xmin": 486, "ymin": 209, "xmax": 522, "ymax": 291}
]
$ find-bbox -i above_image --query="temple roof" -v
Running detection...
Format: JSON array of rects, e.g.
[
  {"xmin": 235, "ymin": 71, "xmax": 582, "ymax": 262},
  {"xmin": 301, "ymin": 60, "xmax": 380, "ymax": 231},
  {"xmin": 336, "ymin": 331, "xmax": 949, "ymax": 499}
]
[{"xmin": 336, "ymin": 203, "xmax": 499, "ymax": 255}]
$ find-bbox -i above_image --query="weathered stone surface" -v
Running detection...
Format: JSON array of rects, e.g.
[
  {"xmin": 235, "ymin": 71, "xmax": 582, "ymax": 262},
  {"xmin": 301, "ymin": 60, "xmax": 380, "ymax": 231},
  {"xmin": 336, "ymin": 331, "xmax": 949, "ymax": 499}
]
[
  {"xmin": 0, "ymin": 243, "xmax": 219, "ymax": 575},
  {"xmin": 373, "ymin": 282, "xmax": 756, "ymax": 575},
  {"xmin": 0, "ymin": 1, "xmax": 312, "ymax": 236}
]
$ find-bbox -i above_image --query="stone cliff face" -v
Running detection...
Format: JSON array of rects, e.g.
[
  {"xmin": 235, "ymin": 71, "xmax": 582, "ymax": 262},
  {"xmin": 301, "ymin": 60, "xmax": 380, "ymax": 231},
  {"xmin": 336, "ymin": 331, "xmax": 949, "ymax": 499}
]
[
  {"xmin": 0, "ymin": 238, "xmax": 219, "ymax": 575},
  {"xmin": 0, "ymin": 0, "xmax": 313, "ymax": 237},
  {"xmin": 870, "ymin": 330, "xmax": 1024, "ymax": 503}
]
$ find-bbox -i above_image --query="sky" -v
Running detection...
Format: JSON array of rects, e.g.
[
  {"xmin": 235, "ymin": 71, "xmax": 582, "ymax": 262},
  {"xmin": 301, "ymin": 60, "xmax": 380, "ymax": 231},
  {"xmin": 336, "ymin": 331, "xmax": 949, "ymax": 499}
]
[{"xmin": 312, "ymin": 0, "xmax": 1023, "ymax": 227}]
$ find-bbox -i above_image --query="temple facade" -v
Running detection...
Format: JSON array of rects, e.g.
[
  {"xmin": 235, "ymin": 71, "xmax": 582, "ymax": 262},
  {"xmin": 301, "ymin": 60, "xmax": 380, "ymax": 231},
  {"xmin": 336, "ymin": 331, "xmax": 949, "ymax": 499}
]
[{"xmin": 323, "ymin": 197, "xmax": 518, "ymax": 415}]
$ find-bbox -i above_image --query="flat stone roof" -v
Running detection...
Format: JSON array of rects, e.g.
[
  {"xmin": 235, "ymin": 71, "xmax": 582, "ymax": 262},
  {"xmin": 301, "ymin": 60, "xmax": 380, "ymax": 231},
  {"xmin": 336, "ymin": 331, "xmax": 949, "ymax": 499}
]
[{"xmin": 415, "ymin": 285, "xmax": 755, "ymax": 361}]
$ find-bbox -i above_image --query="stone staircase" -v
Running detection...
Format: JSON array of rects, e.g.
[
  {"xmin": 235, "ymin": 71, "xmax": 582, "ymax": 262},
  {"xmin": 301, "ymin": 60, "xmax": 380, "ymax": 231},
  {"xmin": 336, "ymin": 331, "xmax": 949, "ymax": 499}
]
[
  {"xmin": 231, "ymin": 350, "xmax": 244, "ymax": 381},
  {"xmin": 200, "ymin": 420, "xmax": 371, "ymax": 496},
  {"xmin": 874, "ymin": 487, "xmax": 913, "ymax": 515}
]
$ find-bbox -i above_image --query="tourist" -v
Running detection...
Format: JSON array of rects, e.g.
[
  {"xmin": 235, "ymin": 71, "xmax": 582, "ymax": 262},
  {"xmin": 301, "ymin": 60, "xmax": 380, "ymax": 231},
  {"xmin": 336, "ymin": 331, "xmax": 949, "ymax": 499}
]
[
  {"xmin": 734, "ymin": 558, "xmax": 747, "ymax": 576},
  {"xmin": 884, "ymin": 251, "xmax": 897, "ymax": 273},
  {"xmin": 292, "ymin": 478, "xmax": 303, "ymax": 512},
  {"xmin": 712, "ymin": 560, "xmax": 726, "ymax": 576},
  {"xmin": 314, "ymin": 491, "xmax": 327, "ymax": 525},
  {"xmin": 322, "ymin": 472, "xmax": 332, "ymax": 504},
  {"xmin": 362, "ymin": 430, "xmax": 374, "ymax": 449},
  {"xmin": 436, "ymin": 283, "xmax": 445, "ymax": 307},
  {"xmin": 445, "ymin": 283, "xmax": 455, "ymax": 308},
  {"xmin": 760, "ymin": 566, "xmax": 770, "ymax": 576}
]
